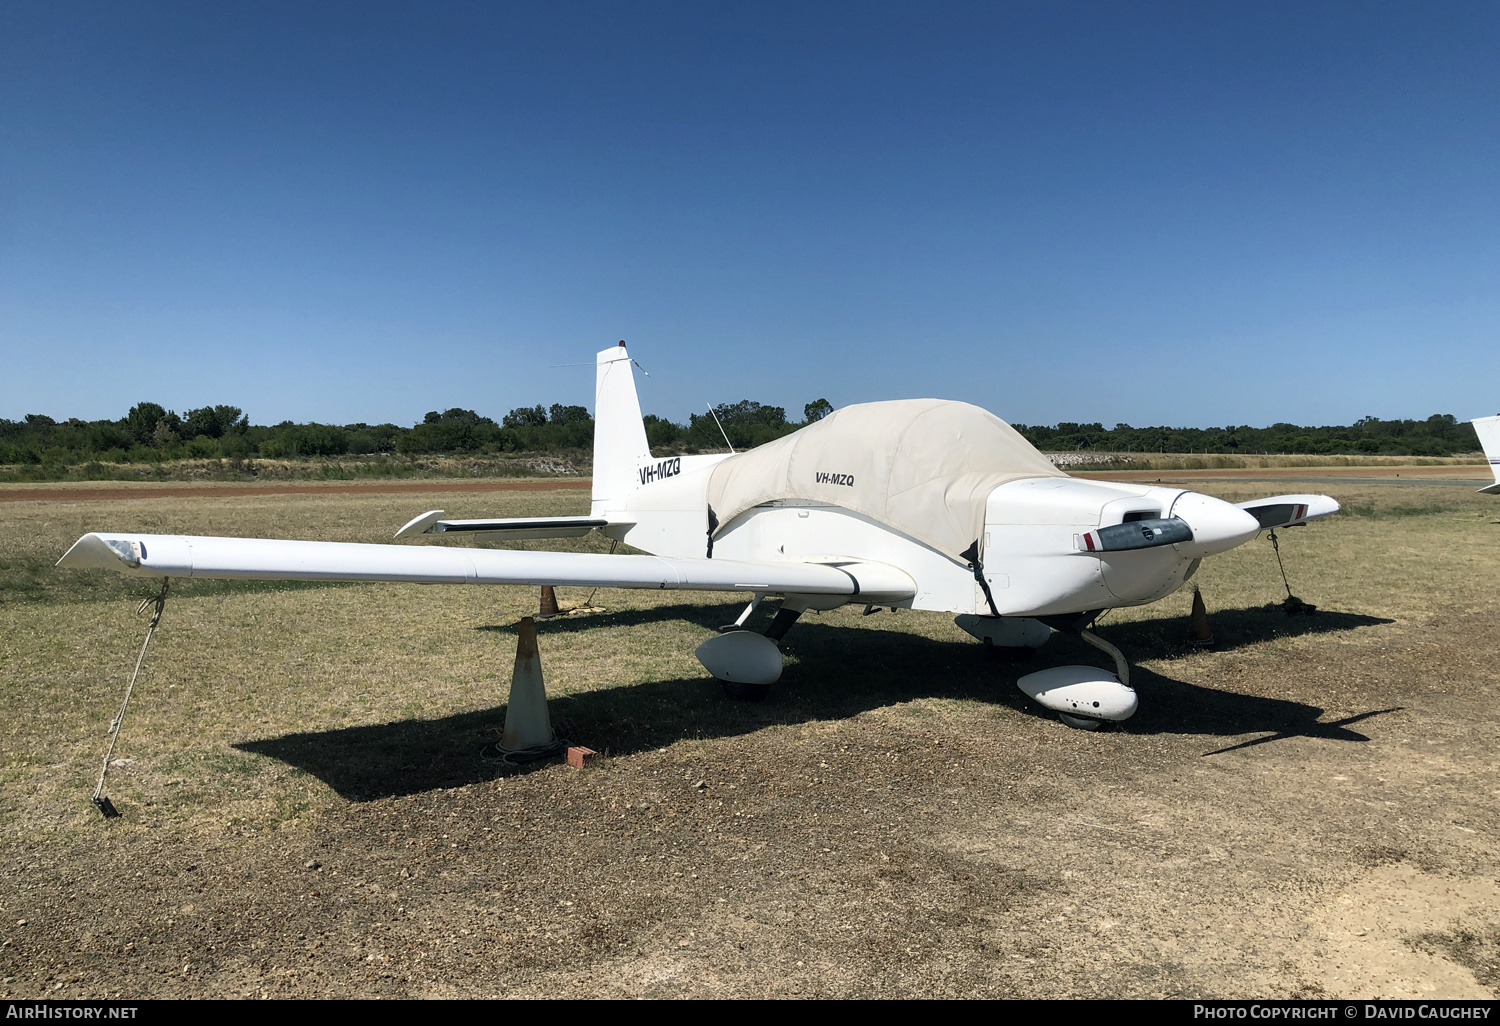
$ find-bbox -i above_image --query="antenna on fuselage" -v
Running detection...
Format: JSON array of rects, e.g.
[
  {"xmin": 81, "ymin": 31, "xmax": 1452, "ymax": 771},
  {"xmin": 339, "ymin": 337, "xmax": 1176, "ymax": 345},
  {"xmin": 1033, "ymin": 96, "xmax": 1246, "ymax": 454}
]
[{"xmin": 706, "ymin": 404, "xmax": 736, "ymax": 454}]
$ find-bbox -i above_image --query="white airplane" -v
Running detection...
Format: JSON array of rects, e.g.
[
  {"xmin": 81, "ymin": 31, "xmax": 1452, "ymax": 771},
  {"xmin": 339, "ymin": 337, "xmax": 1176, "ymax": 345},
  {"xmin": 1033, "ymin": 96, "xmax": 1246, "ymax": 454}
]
[
  {"xmin": 1473, "ymin": 415, "xmax": 1500, "ymax": 494},
  {"xmin": 59, "ymin": 343, "xmax": 1339, "ymax": 730}
]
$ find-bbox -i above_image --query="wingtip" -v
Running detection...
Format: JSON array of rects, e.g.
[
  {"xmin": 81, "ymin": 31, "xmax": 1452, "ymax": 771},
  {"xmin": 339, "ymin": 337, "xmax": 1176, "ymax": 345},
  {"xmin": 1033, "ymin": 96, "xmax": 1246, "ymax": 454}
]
[
  {"xmin": 58, "ymin": 533, "xmax": 136, "ymax": 571},
  {"xmin": 395, "ymin": 510, "xmax": 446, "ymax": 540}
]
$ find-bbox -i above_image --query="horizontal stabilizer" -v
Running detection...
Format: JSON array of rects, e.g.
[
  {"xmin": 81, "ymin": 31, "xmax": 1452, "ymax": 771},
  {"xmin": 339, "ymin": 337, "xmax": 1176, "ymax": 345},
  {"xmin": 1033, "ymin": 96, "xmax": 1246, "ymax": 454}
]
[
  {"xmin": 1235, "ymin": 494, "xmax": 1340, "ymax": 530},
  {"xmin": 58, "ymin": 532, "xmax": 915, "ymax": 601},
  {"xmin": 394, "ymin": 510, "xmax": 626, "ymax": 540}
]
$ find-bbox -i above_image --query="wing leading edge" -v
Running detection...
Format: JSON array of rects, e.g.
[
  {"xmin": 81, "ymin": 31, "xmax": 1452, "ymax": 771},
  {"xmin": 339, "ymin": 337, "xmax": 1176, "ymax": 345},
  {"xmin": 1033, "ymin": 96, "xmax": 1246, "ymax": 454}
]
[{"xmin": 57, "ymin": 532, "xmax": 915, "ymax": 601}]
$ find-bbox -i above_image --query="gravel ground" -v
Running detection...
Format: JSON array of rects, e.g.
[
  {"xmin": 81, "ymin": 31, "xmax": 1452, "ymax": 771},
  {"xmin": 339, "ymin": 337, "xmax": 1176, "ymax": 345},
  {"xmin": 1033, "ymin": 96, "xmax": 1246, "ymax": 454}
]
[{"xmin": 2, "ymin": 481, "xmax": 1496, "ymax": 999}]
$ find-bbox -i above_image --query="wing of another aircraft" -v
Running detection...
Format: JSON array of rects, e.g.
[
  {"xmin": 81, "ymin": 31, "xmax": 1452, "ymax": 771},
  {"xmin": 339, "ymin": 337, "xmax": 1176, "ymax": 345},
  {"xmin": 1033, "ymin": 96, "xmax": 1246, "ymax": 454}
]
[
  {"xmin": 57, "ymin": 532, "xmax": 916, "ymax": 600},
  {"xmin": 1473, "ymin": 416, "xmax": 1500, "ymax": 495}
]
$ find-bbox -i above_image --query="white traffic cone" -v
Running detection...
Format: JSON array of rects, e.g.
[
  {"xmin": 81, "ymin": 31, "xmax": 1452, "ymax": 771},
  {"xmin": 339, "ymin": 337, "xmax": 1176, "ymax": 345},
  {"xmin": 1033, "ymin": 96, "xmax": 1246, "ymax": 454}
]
[{"xmin": 501, "ymin": 616, "xmax": 555, "ymax": 753}]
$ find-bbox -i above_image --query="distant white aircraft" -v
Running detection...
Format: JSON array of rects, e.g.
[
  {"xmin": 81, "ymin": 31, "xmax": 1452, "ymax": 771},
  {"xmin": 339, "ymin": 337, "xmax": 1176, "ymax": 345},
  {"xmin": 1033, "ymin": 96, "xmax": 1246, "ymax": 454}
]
[
  {"xmin": 1473, "ymin": 415, "xmax": 1500, "ymax": 495},
  {"xmin": 60, "ymin": 343, "xmax": 1338, "ymax": 730}
]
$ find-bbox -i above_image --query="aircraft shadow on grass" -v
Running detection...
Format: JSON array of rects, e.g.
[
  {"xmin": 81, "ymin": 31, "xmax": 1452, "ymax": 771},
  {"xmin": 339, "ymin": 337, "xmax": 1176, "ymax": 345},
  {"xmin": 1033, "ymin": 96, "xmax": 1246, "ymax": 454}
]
[{"xmin": 236, "ymin": 600, "xmax": 1399, "ymax": 801}]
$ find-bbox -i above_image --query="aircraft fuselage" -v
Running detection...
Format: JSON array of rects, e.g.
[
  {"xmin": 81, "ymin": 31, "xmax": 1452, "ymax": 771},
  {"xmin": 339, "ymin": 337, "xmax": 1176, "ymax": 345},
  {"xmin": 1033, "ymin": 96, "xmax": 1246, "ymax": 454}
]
[{"xmin": 610, "ymin": 457, "xmax": 1258, "ymax": 618}]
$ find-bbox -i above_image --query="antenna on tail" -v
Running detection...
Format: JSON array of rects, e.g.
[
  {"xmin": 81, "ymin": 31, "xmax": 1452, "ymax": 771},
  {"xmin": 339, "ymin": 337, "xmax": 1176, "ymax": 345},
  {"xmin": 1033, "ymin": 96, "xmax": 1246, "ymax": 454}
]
[{"xmin": 706, "ymin": 404, "xmax": 736, "ymax": 454}]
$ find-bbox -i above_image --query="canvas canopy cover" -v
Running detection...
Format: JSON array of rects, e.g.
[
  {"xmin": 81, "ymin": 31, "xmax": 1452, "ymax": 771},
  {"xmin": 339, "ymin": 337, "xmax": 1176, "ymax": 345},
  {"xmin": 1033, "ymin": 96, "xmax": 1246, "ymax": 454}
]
[{"xmin": 706, "ymin": 399, "xmax": 1066, "ymax": 565}]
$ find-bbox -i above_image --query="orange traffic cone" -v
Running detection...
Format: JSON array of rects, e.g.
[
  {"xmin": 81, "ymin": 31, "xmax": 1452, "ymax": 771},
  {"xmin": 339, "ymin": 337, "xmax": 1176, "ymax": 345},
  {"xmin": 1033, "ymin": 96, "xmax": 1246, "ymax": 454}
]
[
  {"xmin": 1188, "ymin": 586, "xmax": 1214, "ymax": 647},
  {"xmin": 538, "ymin": 585, "xmax": 560, "ymax": 619}
]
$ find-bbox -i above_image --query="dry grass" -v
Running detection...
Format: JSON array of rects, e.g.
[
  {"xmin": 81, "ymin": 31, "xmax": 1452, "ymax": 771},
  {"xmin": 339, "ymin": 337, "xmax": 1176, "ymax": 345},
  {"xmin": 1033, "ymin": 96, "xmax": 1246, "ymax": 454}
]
[
  {"xmin": 1063, "ymin": 452, "xmax": 1486, "ymax": 471},
  {"xmin": 1, "ymin": 478, "xmax": 1498, "ymax": 997}
]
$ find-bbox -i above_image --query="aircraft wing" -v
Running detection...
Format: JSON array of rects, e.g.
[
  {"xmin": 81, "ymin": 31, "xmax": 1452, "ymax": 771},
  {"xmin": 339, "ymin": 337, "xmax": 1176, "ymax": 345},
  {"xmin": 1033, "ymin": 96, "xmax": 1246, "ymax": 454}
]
[
  {"xmin": 57, "ymin": 532, "xmax": 915, "ymax": 600},
  {"xmin": 1235, "ymin": 494, "xmax": 1340, "ymax": 530},
  {"xmin": 1473, "ymin": 415, "xmax": 1500, "ymax": 494}
]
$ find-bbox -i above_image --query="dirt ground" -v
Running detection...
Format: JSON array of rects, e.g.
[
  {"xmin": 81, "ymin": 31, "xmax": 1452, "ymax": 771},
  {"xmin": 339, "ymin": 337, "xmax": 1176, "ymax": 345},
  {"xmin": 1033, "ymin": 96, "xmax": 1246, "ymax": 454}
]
[
  {"xmin": 0, "ymin": 478, "xmax": 591, "ymax": 504},
  {"xmin": 1, "ymin": 477, "xmax": 1497, "ymax": 999}
]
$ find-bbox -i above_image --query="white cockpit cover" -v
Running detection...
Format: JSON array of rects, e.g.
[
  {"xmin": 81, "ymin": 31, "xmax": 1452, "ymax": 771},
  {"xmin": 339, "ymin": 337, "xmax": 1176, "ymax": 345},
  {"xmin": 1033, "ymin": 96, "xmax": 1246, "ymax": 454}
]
[{"xmin": 706, "ymin": 399, "xmax": 1066, "ymax": 563}]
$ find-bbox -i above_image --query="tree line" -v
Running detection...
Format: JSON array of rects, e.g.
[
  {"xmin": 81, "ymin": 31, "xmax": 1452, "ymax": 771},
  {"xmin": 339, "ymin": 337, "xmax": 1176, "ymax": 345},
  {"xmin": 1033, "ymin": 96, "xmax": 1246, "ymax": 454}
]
[
  {"xmin": 0, "ymin": 400, "xmax": 1481, "ymax": 467},
  {"xmin": 0, "ymin": 398, "xmax": 834, "ymax": 467},
  {"xmin": 1012, "ymin": 414, "xmax": 1480, "ymax": 457}
]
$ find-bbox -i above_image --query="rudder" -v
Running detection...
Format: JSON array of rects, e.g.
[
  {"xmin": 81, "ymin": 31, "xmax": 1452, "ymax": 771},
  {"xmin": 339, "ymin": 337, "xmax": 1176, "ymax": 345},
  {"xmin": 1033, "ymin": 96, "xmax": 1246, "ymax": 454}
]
[{"xmin": 592, "ymin": 342, "xmax": 652, "ymax": 515}]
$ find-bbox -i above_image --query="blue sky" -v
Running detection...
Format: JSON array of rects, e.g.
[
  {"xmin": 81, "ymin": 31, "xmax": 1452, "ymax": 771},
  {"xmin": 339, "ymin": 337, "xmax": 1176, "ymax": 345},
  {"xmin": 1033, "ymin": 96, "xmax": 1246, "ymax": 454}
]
[{"xmin": 2, "ymin": 2, "xmax": 1495, "ymax": 429}]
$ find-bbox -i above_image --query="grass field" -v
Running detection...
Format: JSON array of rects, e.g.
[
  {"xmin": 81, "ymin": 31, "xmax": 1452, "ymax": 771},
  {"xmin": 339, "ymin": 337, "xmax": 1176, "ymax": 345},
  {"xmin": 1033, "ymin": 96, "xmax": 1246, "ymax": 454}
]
[
  {"xmin": 1061, "ymin": 453, "xmax": 1487, "ymax": 471},
  {"xmin": 1, "ymin": 478, "xmax": 1497, "ymax": 998},
  {"xmin": 1, "ymin": 450, "xmax": 1484, "ymax": 484}
]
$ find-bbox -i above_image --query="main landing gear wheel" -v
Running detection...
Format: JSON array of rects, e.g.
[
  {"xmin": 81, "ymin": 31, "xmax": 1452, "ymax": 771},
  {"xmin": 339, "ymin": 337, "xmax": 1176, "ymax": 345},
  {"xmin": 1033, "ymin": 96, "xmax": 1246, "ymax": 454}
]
[
  {"xmin": 695, "ymin": 629, "xmax": 785, "ymax": 704},
  {"xmin": 1057, "ymin": 713, "xmax": 1105, "ymax": 731}
]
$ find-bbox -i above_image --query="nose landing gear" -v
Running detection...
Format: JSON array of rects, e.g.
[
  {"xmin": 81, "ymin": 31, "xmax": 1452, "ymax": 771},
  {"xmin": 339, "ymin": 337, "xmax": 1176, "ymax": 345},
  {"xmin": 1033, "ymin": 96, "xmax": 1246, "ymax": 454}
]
[{"xmin": 1015, "ymin": 612, "xmax": 1138, "ymax": 730}]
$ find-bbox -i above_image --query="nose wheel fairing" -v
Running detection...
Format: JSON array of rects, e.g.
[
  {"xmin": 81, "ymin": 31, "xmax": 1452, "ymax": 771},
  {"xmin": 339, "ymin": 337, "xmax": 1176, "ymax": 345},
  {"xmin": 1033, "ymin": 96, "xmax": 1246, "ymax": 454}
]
[
  {"xmin": 1015, "ymin": 661, "xmax": 1138, "ymax": 728},
  {"xmin": 1013, "ymin": 626, "xmax": 1139, "ymax": 730}
]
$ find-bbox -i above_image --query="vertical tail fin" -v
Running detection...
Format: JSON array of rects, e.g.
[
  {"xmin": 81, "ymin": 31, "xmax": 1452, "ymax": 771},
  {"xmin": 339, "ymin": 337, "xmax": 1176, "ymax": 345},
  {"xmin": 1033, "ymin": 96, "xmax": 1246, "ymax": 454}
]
[
  {"xmin": 592, "ymin": 342, "xmax": 652, "ymax": 515},
  {"xmin": 1474, "ymin": 415, "xmax": 1500, "ymax": 494}
]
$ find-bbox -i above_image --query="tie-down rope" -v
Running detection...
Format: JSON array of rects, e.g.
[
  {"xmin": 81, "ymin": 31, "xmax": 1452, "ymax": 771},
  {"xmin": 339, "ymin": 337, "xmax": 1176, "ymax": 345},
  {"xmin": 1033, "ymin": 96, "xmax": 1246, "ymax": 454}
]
[
  {"xmin": 92, "ymin": 578, "xmax": 170, "ymax": 818},
  {"xmin": 1266, "ymin": 529, "xmax": 1316, "ymax": 615}
]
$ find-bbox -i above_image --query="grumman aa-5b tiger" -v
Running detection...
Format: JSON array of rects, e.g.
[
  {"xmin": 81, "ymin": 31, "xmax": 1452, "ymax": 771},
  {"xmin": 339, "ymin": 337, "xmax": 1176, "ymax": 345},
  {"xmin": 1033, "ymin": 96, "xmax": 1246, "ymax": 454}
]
[{"xmin": 59, "ymin": 342, "xmax": 1338, "ymax": 731}]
